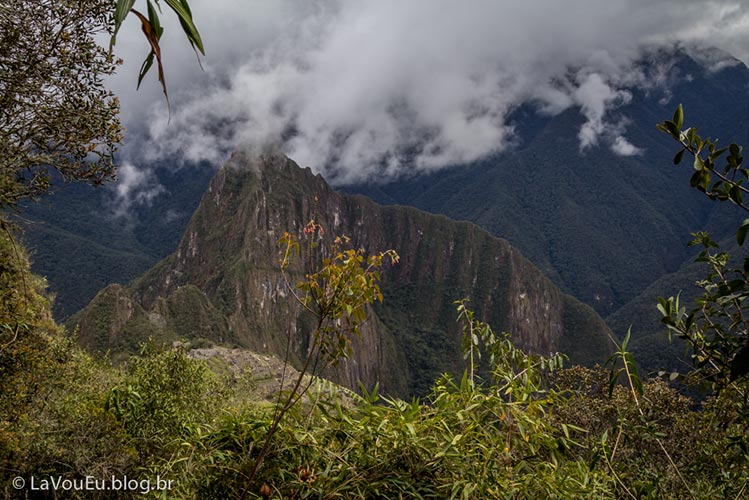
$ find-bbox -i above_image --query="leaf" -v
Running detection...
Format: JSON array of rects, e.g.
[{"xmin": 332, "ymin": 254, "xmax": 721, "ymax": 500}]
[
  {"xmin": 147, "ymin": 0, "xmax": 164, "ymax": 38},
  {"xmin": 713, "ymin": 146, "xmax": 728, "ymax": 159},
  {"xmin": 622, "ymin": 328, "xmax": 631, "ymax": 351},
  {"xmin": 137, "ymin": 53, "xmax": 155, "ymax": 90},
  {"xmin": 405, "ymin": 422, "xmax": 416, "ymax": 437},
  {"xmin": 164, "ymin": 0, "xmax": 205, "ymax": 55},
  {"xmin": 656, "ymin": 301, "xmax": 669, "ymax": 318},
  {"xmin": 673, "ymin": 149, "xmax": 685, "ymax": 165},
  {"xmin": 693, "ymin": 155, "xmax": 703, "ymax": 171},
  {"xmin": 130, "ymin": 9, "xmax": 169, "ymax": 107},
  {"xmin": 608, "ymin": 368, "xmax": 623, "ymax": 397},
  {"xmin": 730, "ymin": 184, "xmax": 743, "ymax": 205},
  {"xmin": 687, "ymin": 127, "xmax": 698, "ymax": 145},
  {"xmin": 663, "ymin": 120, "xmax": 680, "ymax": 138},
  {"xmin": 699, "ymin": 170, "xmax": 711, "ymax": 191},
  {"xmin": 112, "ymin": 0, "xmax": 138, "ymax": 49},
  {"xmin": 673, "ymin": 104, "xmax": 684, "ymax": 130},
  {"xmin": 588, "ymin": 450, "xmax": 601, "ymax": 471},
  {"xmin": 737, "ymin": 219, "xmax": 749, "ymax": 246}
]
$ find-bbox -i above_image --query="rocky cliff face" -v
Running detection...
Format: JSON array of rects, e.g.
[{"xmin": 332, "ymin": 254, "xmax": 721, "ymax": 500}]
[{"xmin": 72, "ymin": 147, "xmax": 611, "ymax": 396}]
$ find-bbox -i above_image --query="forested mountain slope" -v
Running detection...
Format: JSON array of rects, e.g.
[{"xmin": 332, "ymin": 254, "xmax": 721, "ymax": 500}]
[
  {"xmin": 346, "ymin": 49, "xmax": 749, "ymax": 320},
  {"xmin": 20, "ymin": 164, "xmax": 214, "ymax": 317},
  {"xmin": 71, "ymin": 148, "xmax": 611, "ymax": 396},
  {"xmin": 23, "ymin": 49, "xmax": 749, "ymax": 374}
]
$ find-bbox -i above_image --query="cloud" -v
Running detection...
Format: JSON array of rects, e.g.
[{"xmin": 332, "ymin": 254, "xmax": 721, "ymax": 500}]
[
  {"xmin": 573, "ymin": 73, "xmax": 633, "ymax": 150},
  {"xmin": 107, "ymin": 0, "xmax": 749, "ymax": 184},
  {"xmin": 111, "ymin": 162, "xmax": 164, "ymax": 216},
  {"xmin": 611, "ymin": 136, "xmax": 643, "ymax": 157}
]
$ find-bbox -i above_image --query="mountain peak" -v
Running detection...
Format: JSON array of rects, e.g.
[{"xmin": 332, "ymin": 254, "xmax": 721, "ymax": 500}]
[
  {"xmin": 71, "ymin": 152, "xmax": 612, "ymax": 396},
  {"xmin": 224, "ymin": 143, "xmax": 289, "ymax": 174}
]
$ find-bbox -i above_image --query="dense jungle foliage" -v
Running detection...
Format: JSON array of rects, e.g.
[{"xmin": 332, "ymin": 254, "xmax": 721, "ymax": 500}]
[
  {"xmin": 1, "ymin": 2, "xmax": 748, "ymax": 496},
  {"xmin": 1, "ymin": 219, "xmax": 748, "ymax": 499}
]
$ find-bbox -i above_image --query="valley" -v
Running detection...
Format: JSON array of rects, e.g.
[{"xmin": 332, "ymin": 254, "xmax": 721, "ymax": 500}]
[
  {"xmin": 22, "ymin": 48, "xmax": 749, "ymax": 377},
  {"xmin": 5, "ymin": 2, "xmax": 749, "ymax": 495},
  {"xmin": 69, "ymin": 147, "xmax": 610, "ymax": 396}
]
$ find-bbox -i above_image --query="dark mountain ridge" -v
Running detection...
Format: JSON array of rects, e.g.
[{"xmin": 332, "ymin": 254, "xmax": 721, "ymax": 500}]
[
  {"xmin": 22, "ymin": 47, "xmax": 749, "ymax": 378},
  {"xmin": 20, "ymin": 163, "xmax": 215, "ymax": 318},
  {"xmin": 344, "ymin": 48, "xmax": 749, "ymax": 321},
  {"xmin": 71, "ymin": 148, "xmax": 611, "ymax": 396}
]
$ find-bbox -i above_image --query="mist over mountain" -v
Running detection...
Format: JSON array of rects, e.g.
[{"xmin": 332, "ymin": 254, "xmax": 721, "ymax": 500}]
[
  {"xmin": 109, "ymin": 1, "xmax": 749, "ymax": 189},
  {"xmin": 344, "ymin": 49, "xmax": 749, "ymax": 322},
  {"xmin": 18, "ymin": 41, "xmax": 749, "ymax": 384}
]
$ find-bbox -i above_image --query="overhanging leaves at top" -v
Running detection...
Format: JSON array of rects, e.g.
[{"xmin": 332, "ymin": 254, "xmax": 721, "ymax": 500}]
[{"xmin": 110, "ymin": 0, "xmax": 205, "ymax": 111}]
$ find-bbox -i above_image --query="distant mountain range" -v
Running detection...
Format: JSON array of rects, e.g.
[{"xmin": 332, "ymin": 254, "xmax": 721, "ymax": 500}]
[
  {"xmin": 343, "ymin": 48, "xmax": 749, "ymax": 371},
  {"xmin": 346, "ymin": 49, "xmax": 749, "ymax": 316},
  {"xmin": 69, "ymin": 148, "xmax": 611, "ymax": 396},
  {"xmin": 20, "ymin": 46, "xmax": 749, "ymax": 376},
  {"xmin": 20, "ymin": 163, "xmax": 215, "ymax": 318}
]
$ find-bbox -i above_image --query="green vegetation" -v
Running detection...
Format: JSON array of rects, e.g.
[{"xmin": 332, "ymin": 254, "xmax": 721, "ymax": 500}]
[
  {"xmin": 241, "ymin": 222, "xmax": 398, "ymax": 492},
  {"xmin": 655, "ymin": 105, "xmax": 749, "ymax": 389},
  {"xmin": 3, "ymin": 222, "xmax": 749, "ymax": 498},
  {"xmin": 3, "ymin": 3, "xmax": 748, "ymax": 495},
  {"xmin": 0, "ymin": 0, "xmax": 122, "ymax": 212}
]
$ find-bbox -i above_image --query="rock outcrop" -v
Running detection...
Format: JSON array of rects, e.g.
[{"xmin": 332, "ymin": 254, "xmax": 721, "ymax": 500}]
[{"xmin": 72, "ymin": 147, "xmax": 612, "ymax": 396}]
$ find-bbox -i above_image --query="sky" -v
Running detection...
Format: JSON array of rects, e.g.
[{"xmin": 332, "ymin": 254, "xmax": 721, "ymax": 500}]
[{"xmin": 107, "ymin": 0, "xmax": 749, "ymax": 209}]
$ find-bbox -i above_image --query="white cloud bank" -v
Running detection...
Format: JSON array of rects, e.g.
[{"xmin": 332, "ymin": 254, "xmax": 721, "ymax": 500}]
[{"xmin": 107, "ymin": 0, "xmax": 749, "ymax": 185}]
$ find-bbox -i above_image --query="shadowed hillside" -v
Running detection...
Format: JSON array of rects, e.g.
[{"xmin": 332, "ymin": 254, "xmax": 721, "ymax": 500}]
[{"xmin": 71, "ymin": 148, "xmax": 611, "ymax": 396}]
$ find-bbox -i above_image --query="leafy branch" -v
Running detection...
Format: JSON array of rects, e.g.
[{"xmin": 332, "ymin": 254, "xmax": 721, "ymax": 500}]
[
  {"xmin": 241, "ymin": 221, "xmax": 398, "ymax": 497},
  {"xmin": 111, "ymin": 0, "xmax": 205, "ymax": 108},
  {"xmin": 656, "ymin": 105, "xmax": 749, "ymax": 389},
  {"xmin": 606, "ymin": 332, "xmax": 695, "ymax": 499}
]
